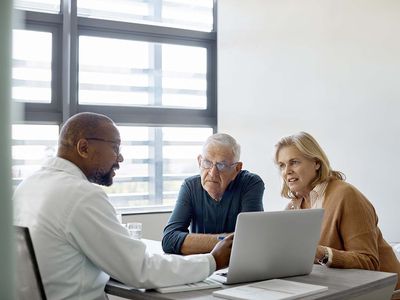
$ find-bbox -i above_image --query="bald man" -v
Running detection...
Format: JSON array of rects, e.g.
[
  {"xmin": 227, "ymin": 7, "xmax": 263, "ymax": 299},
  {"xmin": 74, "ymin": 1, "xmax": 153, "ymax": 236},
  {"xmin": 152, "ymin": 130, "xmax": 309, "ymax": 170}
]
[{"xmin": 13, "ymin": 112, "xmax": 232, "ymax": 300}]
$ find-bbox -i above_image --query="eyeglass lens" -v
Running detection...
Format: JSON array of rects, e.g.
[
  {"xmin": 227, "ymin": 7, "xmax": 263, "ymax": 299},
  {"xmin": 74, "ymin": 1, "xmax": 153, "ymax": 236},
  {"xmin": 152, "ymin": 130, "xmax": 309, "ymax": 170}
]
[{"xmin": 201, "ymin": 159, "xmax": 231, "ymax": 171}]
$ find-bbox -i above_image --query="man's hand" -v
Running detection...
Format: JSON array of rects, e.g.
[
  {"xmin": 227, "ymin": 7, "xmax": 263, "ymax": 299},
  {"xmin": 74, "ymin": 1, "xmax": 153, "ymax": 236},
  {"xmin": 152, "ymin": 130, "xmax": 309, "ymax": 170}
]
[
  {"xmin": 180, "ymin": 233, "xmax": 231, "ymax": 255},
  {"xmin": 210, "ymin": 233, "xmax": 234, "ymax": 270}
]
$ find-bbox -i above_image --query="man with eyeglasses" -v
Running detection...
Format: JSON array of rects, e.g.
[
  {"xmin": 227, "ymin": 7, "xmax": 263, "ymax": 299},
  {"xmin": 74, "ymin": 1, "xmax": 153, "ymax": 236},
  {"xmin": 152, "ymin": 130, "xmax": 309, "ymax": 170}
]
[
  {"xmin": 13, "ymin": 112, "xmax": 233, "ymax": 300},
  {"xmin": 162, "ymin": 133, "xmax": 265, "ymax": 255}
]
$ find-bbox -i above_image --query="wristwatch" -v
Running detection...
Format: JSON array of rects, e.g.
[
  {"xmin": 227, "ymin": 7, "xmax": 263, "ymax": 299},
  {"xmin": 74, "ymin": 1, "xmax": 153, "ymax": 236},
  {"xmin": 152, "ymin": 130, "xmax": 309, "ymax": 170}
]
[{"xmin": 318, "ymin": 247, "xmax": 330, "ymax": 265}]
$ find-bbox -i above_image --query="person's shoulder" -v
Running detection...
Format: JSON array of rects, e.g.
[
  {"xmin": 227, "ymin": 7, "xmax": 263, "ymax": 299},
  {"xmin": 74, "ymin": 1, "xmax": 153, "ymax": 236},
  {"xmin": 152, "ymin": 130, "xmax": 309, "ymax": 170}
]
[
  {"xmin": 237, "ymin": 170, "xmax": 264, "ymax": 183},
  {"xmin": 183, "ymin": 174, "xmax": 201, "ymax": 184},
  {"xmin": 328, "ymin": 178, "xmax": 358, "ymax": 193},
  {"xmin": 327, "ymin": 178, "xmax": 367, "ymax": 204},
  {"xmin": 79, "ymin": 178, "xmax": 105, "ymax": 194},
  {"xmin": 180, "ymin": 174, "xmax": 203, "ymax": 194},
  {"xmin": 49, "ymin": 161, "xmax": 108, "ymax": 204},
  {"xmin": 61, "ymin": 179, "xmax": 108, "ymax": 212},
  {"xmin": 69, "ymin": 181, "xmax": 112, "ymax": 216}
]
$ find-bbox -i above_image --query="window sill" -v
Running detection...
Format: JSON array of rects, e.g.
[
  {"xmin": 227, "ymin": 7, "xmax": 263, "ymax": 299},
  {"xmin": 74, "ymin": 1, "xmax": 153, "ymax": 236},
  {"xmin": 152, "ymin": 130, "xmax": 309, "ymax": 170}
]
[{"xmin": 116, "ymin": 205, "xmax": 174, "ymax": 216}]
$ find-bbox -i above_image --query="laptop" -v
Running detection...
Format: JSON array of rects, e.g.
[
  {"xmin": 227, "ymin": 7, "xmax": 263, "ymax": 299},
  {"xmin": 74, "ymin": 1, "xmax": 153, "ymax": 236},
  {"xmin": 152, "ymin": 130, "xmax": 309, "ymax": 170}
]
[
  {"xmin": 14, "ymin": 226, "xmax": 47, "ymax": 300},
  {"xmin": 211, "ymin": 209, "xmax": 324, "ymax": 285}
]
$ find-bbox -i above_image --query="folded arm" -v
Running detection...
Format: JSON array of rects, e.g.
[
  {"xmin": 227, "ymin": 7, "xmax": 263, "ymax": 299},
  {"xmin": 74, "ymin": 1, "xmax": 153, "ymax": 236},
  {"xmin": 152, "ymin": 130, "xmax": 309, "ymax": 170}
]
[
  {"xmin": 181, "ymin": 233, "xmax": 230, "ymax": 255},
  {"xmin": 323, "ymin": 186, "xmax": 380, "ymax": 270}
]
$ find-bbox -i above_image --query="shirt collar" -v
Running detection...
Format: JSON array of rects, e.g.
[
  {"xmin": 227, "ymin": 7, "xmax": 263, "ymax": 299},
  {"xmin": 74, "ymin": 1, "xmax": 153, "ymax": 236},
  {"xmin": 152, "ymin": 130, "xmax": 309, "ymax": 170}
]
[
  {"xmin": 44, "ymin": 156, "xmax": 88, "ymax": 181},
  {"xmin": 309, "ymin": 181, "xmax": 328, "ymax": 208},
  {"xmin": 287, "ymin": 180, "xmax": 328, "ymax": 209}
]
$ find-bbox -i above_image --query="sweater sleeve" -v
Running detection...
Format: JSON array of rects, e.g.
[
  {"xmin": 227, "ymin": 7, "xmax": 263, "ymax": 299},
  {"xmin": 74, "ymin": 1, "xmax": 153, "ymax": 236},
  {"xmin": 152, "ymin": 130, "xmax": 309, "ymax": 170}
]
[
  {"xmin": 327, "ymin": 185, "xmax": 380, "ymax": 270},
  {"xmin": 162, "ymin": 181, "xmax": 192, "ymax": 254},
  {"xmin": 67, "ymin": 188, "xmax": 212, "ymax": 289},
  {"xmin": 240, "ymin": 173, "xmax": 265, "ymax": 212}
]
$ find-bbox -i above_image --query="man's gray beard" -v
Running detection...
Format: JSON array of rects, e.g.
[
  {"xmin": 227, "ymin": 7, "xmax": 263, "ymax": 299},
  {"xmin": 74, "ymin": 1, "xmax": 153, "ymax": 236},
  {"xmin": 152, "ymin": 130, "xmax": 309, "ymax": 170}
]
[{"xmin": 89, "ymin": 169, "xmax": 113, "ymax": 186}]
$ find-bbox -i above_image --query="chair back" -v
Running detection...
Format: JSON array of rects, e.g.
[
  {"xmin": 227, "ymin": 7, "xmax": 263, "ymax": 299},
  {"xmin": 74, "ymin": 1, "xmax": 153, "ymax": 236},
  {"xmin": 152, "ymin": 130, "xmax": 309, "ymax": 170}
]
[{"xmin": 14, "ymin": 225, "xmax": 47, "ymax": 300}]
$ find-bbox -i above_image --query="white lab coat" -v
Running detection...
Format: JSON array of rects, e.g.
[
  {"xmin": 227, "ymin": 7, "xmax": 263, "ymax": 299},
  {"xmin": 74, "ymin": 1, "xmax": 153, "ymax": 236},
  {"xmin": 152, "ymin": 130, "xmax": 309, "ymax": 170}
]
[{"xmin": 13, "ymin": 157, "xmax": 215, "ymax": 300}]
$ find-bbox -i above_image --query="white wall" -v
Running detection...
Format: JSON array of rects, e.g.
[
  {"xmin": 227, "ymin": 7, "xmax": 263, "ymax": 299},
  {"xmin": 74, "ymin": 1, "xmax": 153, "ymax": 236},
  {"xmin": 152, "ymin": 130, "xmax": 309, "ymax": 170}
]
[
  {"xmin": 123, "ymin": 212, "xmax": 171, "ymax": 241},
  {"xmin": 218, "ymin": 0, "xmax": 400, "ymax": 241}
]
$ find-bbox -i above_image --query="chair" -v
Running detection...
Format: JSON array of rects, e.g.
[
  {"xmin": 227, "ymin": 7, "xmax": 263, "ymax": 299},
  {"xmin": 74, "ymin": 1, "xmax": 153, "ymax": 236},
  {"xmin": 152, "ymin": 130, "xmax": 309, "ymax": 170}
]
[{"xmin": 14, "ymin": 225, "xmax": 47, "ymax": 300}]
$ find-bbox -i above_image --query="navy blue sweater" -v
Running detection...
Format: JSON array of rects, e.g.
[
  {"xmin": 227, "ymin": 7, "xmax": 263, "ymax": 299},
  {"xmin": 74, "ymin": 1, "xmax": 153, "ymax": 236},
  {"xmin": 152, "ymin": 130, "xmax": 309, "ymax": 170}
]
[{"xmin": 162, "ymin": 170, "xmax": 265, "ymax": 254}]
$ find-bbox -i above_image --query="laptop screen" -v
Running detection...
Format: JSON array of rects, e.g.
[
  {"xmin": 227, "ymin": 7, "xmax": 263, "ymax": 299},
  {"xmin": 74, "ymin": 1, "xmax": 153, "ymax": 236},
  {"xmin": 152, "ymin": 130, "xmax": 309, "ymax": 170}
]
[{"xmin": 211, "ymin": 209, "xmax": 324, "ymax": 285}]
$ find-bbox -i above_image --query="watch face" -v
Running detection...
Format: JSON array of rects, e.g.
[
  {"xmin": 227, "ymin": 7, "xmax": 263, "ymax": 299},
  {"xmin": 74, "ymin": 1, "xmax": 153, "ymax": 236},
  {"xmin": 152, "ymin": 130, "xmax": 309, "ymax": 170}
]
[{"xmin": 318, "ymin": 248, "xmax": 329, "ymax": 265}]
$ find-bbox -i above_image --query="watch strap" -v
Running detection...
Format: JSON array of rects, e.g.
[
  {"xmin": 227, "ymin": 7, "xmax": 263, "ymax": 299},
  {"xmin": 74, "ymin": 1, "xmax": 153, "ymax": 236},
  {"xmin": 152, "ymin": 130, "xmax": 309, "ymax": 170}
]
[{"xmin": 318, "ymin": 247, "xmax": 330, "ymax": 266}]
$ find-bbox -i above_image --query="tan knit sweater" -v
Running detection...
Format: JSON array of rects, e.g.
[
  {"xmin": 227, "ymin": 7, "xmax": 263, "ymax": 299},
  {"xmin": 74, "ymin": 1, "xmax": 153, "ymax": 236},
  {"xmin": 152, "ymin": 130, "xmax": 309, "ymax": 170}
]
[{"xmin": 287, "ymin": 178, "xmax": 400, "ymax": 290}]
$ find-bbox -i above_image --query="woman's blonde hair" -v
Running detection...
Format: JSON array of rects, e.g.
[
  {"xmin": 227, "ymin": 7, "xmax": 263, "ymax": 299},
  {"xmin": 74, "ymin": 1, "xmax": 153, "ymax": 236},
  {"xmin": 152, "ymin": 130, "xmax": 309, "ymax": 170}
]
[{"xmin": 274, "ymin": 132, "xmax": 345, "ymax": 199}]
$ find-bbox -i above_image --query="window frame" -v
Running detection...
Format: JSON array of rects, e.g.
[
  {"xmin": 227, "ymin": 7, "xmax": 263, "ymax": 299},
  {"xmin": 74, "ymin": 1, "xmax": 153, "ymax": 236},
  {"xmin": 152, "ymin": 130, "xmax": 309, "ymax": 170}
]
[
  {"xmin": 14, "ymin": 0, "xmax": 217, "ymax": 213},
  {"xmin": 20, "ymin": 0, "xmax": 217, "ymax": 127},
  {"xmin": 14, "ymin": 11, "xmax": 63, "ymax": 122}
]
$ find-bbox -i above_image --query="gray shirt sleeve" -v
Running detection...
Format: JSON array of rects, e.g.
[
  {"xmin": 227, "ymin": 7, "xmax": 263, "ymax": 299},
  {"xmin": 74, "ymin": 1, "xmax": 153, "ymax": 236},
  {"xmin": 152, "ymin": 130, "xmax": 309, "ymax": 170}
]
[{"xmin": 162, "ymin": 181, "xmax": 192, "ymax": 254}]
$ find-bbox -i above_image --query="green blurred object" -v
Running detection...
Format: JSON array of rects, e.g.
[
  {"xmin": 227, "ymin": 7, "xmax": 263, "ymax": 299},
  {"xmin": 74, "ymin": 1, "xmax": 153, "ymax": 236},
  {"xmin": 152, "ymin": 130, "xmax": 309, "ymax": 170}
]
[{"xmin": 0, "ymin": 0, "xmax": 15, "ymax": 299}]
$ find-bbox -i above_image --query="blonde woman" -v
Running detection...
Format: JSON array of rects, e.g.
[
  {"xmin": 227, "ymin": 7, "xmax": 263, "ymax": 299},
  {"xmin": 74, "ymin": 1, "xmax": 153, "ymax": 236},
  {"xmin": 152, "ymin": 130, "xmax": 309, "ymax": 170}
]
[{"xmin": 274, "ymin": 132, "xmax": 400, "ymax": 297}]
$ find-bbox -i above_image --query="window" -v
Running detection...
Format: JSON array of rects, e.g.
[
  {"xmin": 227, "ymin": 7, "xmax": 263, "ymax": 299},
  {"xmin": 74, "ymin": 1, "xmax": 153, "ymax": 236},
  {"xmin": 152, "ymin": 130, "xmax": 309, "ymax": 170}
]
[
  {"xmin": 12, "ymin": 30, "xmax": 53, "ymax": 104},
  {"xmin": 77, "ymin": 0, "xmax": 214, "ymax": 32},
  {"xmin": 12, "ymin": 124, "xmax": 59, "ymax": 186},
  {"xmin": 12, "ymin": 0, "xmax": 217, "ymax": 213},
  {"xmin": 14, "ymin": 0, "xmax": 60, "ymax": 14},
  {"xmin": 79, "ymin": 37, "xmax": 207, "ymax": 109},
  {"xmin": 104, "ymin": 126, "xmax": 212, "ymax": 212}
]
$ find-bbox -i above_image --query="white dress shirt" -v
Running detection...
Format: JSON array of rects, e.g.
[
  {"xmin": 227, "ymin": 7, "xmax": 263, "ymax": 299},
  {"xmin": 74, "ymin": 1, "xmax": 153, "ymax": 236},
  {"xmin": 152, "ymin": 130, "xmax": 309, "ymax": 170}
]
[{"xmin": 14, "ymin": 157, "xmax": 215, "ymax": 300}]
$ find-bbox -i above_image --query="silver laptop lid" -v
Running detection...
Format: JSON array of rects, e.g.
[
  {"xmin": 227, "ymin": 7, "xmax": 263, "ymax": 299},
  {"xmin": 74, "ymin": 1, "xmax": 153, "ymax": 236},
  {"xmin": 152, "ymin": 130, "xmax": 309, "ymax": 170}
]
[{"xmin": 224, "ymin": 209, "xmax": 324, "ymax": 284}]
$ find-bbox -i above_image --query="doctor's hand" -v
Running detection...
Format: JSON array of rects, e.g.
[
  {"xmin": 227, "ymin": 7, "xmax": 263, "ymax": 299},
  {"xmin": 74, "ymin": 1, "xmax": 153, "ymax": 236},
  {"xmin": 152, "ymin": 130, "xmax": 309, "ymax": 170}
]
[{"xmin": 211, "ymin": 233, "xmax": 234, "ymax": 270}]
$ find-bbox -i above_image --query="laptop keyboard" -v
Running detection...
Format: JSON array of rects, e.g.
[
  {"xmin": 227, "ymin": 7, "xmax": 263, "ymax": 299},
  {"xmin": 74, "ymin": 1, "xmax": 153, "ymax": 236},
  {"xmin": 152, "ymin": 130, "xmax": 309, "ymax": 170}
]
[{"xmin": 154, "ymin": 278, "xmax": 222, "ymax": 293}]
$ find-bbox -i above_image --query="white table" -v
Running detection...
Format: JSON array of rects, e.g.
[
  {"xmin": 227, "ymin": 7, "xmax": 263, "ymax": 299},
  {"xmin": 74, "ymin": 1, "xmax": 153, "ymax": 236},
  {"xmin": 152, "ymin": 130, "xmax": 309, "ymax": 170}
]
[{"xmin": 105, "ymin": 239, "xmax": 397, "ymax": 300}]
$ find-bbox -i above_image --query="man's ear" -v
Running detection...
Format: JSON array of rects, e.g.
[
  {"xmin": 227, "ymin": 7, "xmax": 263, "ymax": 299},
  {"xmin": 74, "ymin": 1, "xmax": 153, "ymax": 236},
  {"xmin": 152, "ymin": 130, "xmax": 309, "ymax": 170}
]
[
  {"xmin": 76, "ymin": 139, "xmax": 90, "ymax": 158},
  {"xmin": 230, "ymin": 162, "xmax": 243, "ymax": 181},
  {"xmin": 197, "ymin": 154, "xmax": 202, "ymax": 167},
  {"xmin": 235, "ymin": 162, "xmax": 243, "ymax": 172}
]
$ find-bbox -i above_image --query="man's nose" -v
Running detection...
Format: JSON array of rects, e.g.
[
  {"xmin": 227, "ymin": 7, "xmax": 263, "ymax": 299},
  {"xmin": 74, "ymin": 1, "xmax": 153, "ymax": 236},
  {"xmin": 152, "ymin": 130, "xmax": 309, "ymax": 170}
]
[
  {"xmin": 117, "ymin": 153, "xmax": 124, "ymax": 163},
  {"xmin": 208, "ymin": 164, "xmax": 219, "ymax": 176}
]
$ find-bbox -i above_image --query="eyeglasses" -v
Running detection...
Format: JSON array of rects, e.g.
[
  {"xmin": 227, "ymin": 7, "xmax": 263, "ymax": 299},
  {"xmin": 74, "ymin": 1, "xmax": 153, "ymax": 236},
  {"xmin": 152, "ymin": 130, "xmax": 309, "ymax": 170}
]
[
  {"xmin": 200, "ymin": 159, "xmax": 238, "ymax": 172},
  {"xmin": 86, "ymin": 137, "xmax": 121, "ymax": 156}
]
